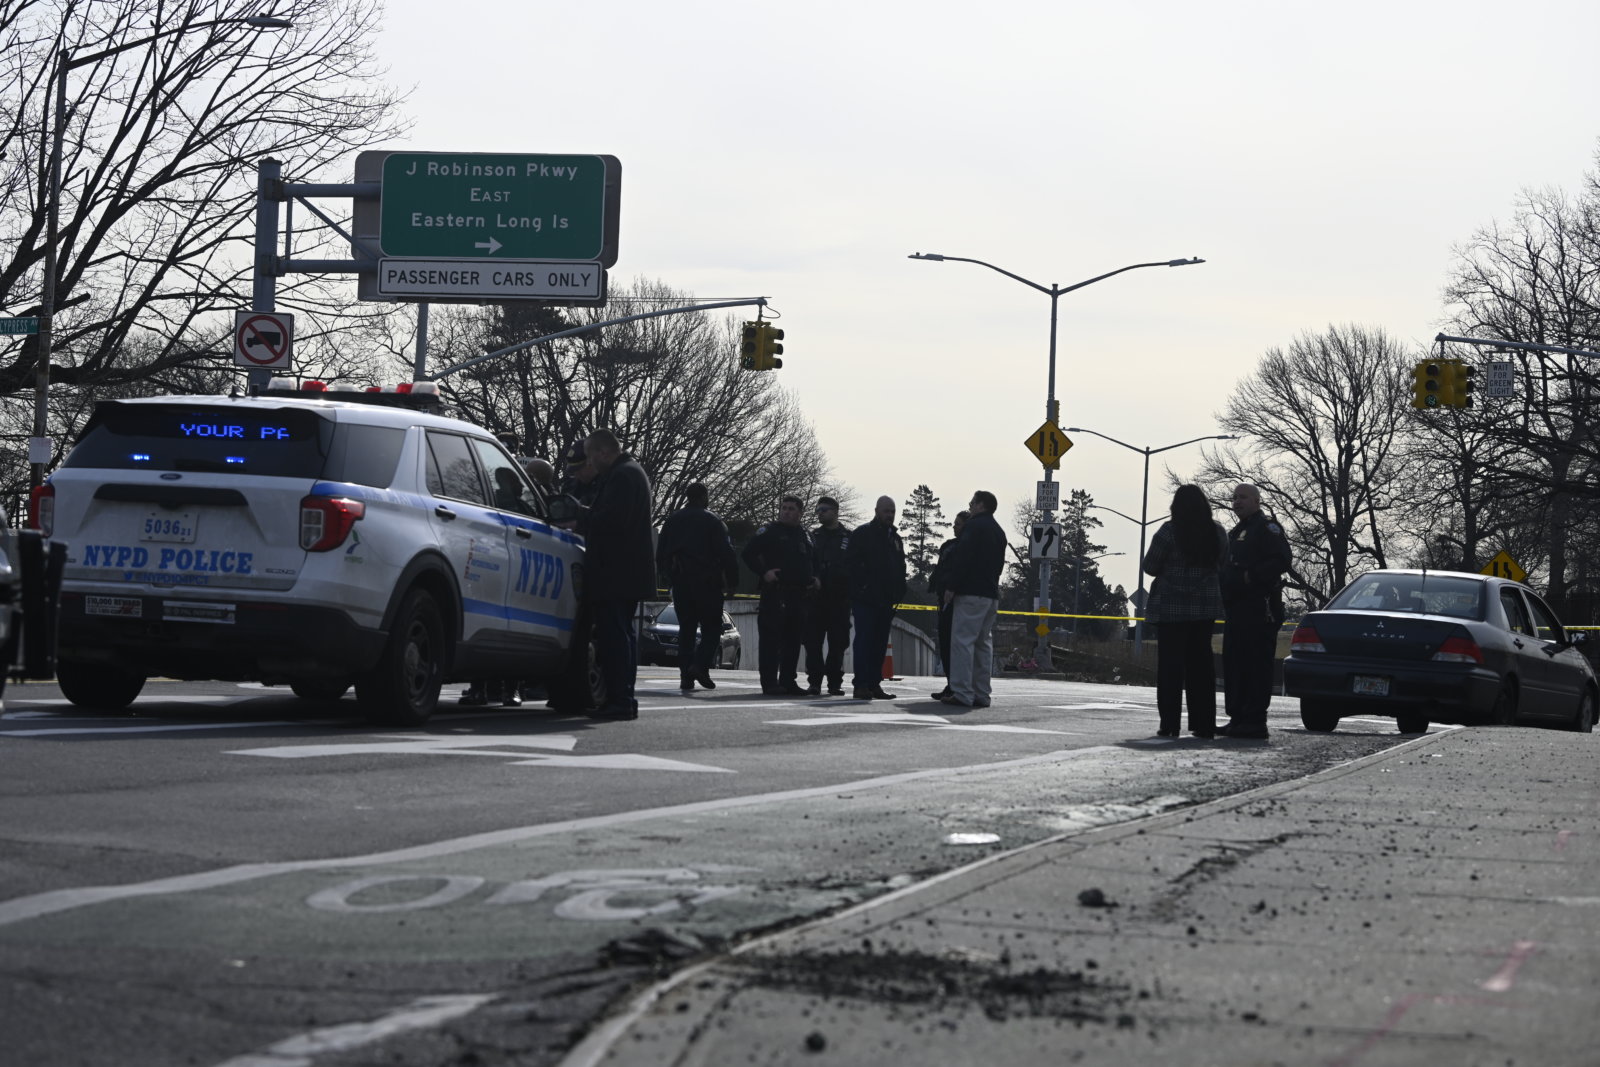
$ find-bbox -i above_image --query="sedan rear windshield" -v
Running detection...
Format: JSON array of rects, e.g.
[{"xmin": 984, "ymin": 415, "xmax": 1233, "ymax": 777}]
[
  {"xmin": 1329, "ymin": 573, "xmax": 1485, "ymax": 619},
  {"xmin": 64, "ymin": 402, "xmax": 334, "ymax": 479}
]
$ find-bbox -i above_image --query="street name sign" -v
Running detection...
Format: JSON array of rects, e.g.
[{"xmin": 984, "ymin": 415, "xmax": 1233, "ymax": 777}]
[
  {"xmin": 234, "ymin": 311, "xmax": 294, "ymax": 369},
  {"xmin": 1479, "ymin": 550, "xmax": 1526, "ymax": 583},
  {"xmin": 0, "ymin": 317, "xmax": 39, "ymax": 335},
  {"xmin": 1024, "ymin": 420, "xmax": 1072, "ymax": 470},
  {"xmin": 375, "ymin": 259, "xmax": 606, "ymax": 302}
]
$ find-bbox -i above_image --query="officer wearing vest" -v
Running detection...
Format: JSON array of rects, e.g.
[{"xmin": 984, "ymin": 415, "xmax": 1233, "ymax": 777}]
[{"xmin": 1219, "ymin": 483, "xmax": 1292, "ymax": 738}]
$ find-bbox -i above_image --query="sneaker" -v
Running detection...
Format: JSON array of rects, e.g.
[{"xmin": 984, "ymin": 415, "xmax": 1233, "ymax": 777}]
[{"xmin": 695, "ymin": 670, "xmax": 717, "ymax": 690}]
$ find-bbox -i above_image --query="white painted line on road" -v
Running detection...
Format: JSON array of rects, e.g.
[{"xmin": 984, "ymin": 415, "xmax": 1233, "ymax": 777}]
[
  {"xmin": 1479, "ymin": 940, "xmax": 1538, "ymax": 991},
  {"xmin": 1043, "ymin": 702, "xmax": 1153, "ymax": 711},
  {"xmin": 231, "ymin": 735, "xmax": 581, "ymax": 757},
  {"xmin": 0, "ymin": 746, "xmax": 1121, "ymax": 929},
  {"xmin": 213, "ymin": 993, "xmax": 496, "ymax": 1067},
  {"xmin": 768, "ymin": 713, "xmax": 1075, "ymax": 735},
  {"xmin": 2, "ymin": 720, "xmax": 347, "ymax": 738},
  {"xmin": 9, "ymin": 694, "xmax": 245, "ymax": 706}
]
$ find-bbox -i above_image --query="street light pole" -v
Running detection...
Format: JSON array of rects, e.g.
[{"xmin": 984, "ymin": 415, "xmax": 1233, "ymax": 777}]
[
  {"xmin": 1067, "ymin": 428, "xmax": 1238, "ymax": 658},
  {"xmin": 1072, "ymin": 551, "xmax": 1123, "ymax": 642},
  {"xmin": 909, "ymin": 252, "xmax": 1204, "ymax": 669},
  {"xmin": 28, "ymin": 15, "xmax": 293, "ymax": 495}
]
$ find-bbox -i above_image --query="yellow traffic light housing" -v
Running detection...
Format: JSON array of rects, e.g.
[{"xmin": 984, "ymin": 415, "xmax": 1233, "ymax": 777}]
[
  {"xmin": 759, "ymin": 325, "xmax": 784, "ymax": 370},
  {"xmin": 739, "ymin": 322, "xmax": 760, "ymax": 371},
  {"xmin": 1449, "ymin": 360, "xmax": 1475, "ymax": 408},
  {"xmin": 1411, "ymin": 360, "xmax": 1442, "ymax": 409}
]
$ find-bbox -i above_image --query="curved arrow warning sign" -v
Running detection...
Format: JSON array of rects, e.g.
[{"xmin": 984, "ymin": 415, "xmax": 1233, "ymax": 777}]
[{"xmin": 234, "ymin": 311, "xmax": 294, "ymax": 369}]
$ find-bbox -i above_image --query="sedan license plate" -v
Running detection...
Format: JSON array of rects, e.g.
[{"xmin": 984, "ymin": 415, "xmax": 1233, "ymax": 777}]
[
  {"xmin": 140, "ymin": 510, "xmax": 197, "ymax": 543},
  {"xmin": 1353, "ymin": 675, "xmax": 1391, "ymax": 697}
]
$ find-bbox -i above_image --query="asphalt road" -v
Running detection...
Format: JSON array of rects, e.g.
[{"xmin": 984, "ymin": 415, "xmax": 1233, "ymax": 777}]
[{"xmin": 0, "ymin": 668, "xmax": 1422, "ymax": 1067}]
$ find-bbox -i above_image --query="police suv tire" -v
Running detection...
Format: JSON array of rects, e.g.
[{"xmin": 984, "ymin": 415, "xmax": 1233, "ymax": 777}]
[
  {"xmin": 1569, "ymin": 689, "xmax": 1596, "ymax": 733},
  {"xmin": 291, "ymin": 680, "xmax": 351, "ymax": 702},
  {"xmin": 1298, "ymin": 700, "xmax": 1339, "ymax": 733},
  {"xmin": 356, "ymin": 590, "xmax": 445, "ymax": 726},
  {"xmin": 58, "ymin": 661, "xmax": 145, "ymax": 711}
]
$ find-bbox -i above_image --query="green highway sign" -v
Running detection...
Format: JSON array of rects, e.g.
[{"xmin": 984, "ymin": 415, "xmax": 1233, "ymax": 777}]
[
  {"xmin": 355, "ymin": 151, "xmax": 620, "ymax": 265},
  {"xmin": 0, "ymin": 317, "xmax": 39, "ymax": 335}
]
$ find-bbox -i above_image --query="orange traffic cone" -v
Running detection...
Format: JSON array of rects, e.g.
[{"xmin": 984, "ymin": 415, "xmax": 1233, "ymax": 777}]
[{"xmin": 882, "ymin": 642, "xmax": 897, "ymax": 680}]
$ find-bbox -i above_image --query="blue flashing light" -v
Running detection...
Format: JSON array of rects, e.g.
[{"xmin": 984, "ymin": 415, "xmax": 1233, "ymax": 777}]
[
  {"xmin": 131, "ymin": 453, "xmax": 152, "ymax": 462},
  {"xmin": 225, "ymin": 456, "xmax": 246, "ymax": 465}
]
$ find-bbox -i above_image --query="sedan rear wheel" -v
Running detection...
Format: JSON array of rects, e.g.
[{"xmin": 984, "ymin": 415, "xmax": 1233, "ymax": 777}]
[
  {"xmin": 1395, "ymin": 713, "xmax": 1429, "ymax": 735},
  {"xmin": 1299, "ymin": 699, "xmax": 1340, "ymax": 733},
  {"xmin": 1490, "ymin": 678, "xmax": 1519, "ymax": 726},
  {"xmin": 1569, "ymin": 689, "xmax": 1596, "ymax": 733}
]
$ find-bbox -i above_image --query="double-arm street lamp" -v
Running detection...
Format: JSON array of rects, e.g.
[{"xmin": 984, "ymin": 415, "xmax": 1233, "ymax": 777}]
[
  {"xmin": 1072, "ymin": 550, "xmax": 1123, "ymax": 642},
  {"xmin": 28, "ymin": 14, "xmax": 293, "ymax": 492},
  {"xmin": 1066, "ymin": 428, "xmax": 1238, "ymax": 657},
  {"xmin": 908, "ymin": 252, "xmax": 1204, "ymax": 669}
]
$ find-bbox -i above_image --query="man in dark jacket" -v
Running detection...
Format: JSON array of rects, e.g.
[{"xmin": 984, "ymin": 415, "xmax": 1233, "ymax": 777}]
[
  {"xmin": 742, "ymin": 495, "xmax": 816, "ymax": 696},
  {"xmin": 576, "ymin": 429, "xmax": 655, "ymax": 721},
  {"xmin": 656, "ymin": 482, "xmax": 738, "ymax": 693},
  {"xmin": 803, "ymin": 496, "xmax": 852, "ymax": 696},
  {"xmin": 941, "ymin": 491, "xmax": 1007, "ymax": 709},
  {"xmin": 846, "ymin": 495, "xmax": 906, "ymax": 700},
  {"xmin": 928, "ymin": 510, "xmax": 969, "ymax": 700},
  {"xmin": 1219, "ymin": 483, "xmax": 1292, "ymax": 739}
]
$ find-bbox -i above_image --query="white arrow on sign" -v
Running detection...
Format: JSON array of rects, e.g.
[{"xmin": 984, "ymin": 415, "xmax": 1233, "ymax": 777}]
[{"xmin": 475, "ymin": 237, "xmax": 503, "ymax": 254}]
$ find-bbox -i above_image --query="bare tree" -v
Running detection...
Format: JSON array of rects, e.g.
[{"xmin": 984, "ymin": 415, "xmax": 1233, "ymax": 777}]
[
  {"xmin": 1196, "ymin": 324, "xmax": 1413, "ymax": 608},
  {"xmin": 0, "ymin": 0, "xmax": 405, "ymax": 495},
  {"xmin": 423, "ymin": 277, "xmax": 847, "ymax": 527}
]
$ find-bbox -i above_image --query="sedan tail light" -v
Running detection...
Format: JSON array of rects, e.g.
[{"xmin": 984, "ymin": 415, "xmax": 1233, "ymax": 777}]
[
  {"xmin": 300, "ymin": 495, "xmax": 365, "ymax": 551},
  {"xmin": 27, "ymin": 483, "xmax": 54, "ymax": 535},
  {"xmin": 1432, "ymin": 635, "xmax": 1484, "ymax": 664},
  {"xmin": 1290, "ymin": 625, "xmax": 1325, "ymax": 653}
]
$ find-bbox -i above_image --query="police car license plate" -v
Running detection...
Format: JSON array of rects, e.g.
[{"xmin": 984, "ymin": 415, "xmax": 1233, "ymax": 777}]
[
  {"xmin": 140, "ymin": 510, "xmax": 196, "ymax": 543},
  {"xmin": 1353, "ymin": 675, "xmax": 1390, "ymax": 696}
]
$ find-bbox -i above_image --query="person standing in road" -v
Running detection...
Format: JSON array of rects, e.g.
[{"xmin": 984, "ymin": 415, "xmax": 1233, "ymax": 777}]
[
  {"xmin": 742, "ymin": 496, "xmax": 816, "ymax": 696},
  {"xmin": 846, "ymin": 496, "xmax": 906, "ymax": 700},
  {"xmin": 576, "ymin": 429, "xmax": 656, "ymax": 721},
  {"xmin": 803, "ymin": 497, "xmax": 852, "ymax": 696},
  {"xmin": 1220, "ymin": 483, "xmax": 1292, "ymax": 739},
  {"xmin": 929, "ymin": 510, "xmax": 969, "ymax": 700},
  {"xmin": 941, "ymin": 491, "xmax": 1006, "ymax": 709},
  {"xmin": 657, "ymin": 482, "xmax": 739, "ymax": 694},
  {"xmin": 1142, "ymin": 485, "xmax": 1229, "ymax": 739}
]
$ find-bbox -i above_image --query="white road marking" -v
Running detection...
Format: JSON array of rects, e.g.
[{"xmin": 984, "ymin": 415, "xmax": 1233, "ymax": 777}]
[
  {"xmin": 1043, "ymin": 702, "xmax": 1153, "ymax": 711},
  {"xmin": 227, "ymin": 735, "xmax": 731, "ymax": 773},
  {"xmin": 3, "ymin": 720, "xmax": 346, "ymax": 738},
  {"xmin": 768, "ymin": 712, "xmax": 1075, "ymax": 735},
  {"xmin": 0, "ymin": 746, "xmax": 1122, "ymax": 929},
  {"xmin": 9, "ymin": 694, "xmax": 248, "ymax": 706},
  {"xmin": 213, "ymin": 994, "xmax": 496, "ymax": 1067}
]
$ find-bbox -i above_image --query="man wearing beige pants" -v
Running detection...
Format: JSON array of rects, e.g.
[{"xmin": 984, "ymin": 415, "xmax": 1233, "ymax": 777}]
[{"xmin": 940, "ymin": 490, "xmax": 1008, "ymax": 709}]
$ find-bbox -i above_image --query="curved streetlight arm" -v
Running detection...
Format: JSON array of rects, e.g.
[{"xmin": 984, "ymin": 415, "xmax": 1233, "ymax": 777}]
[
  {"xmin": 1087, "ymin": 504, "xmax": 1151, "ymax": 528},
  {"xmin": 1064, "ymin": 427, "xmax": 1239, "ymax": 457},
  {"xmin": 66, "ymin": 15, "xmax": 292, "ymax": 68},
  {"xmin": 908, "ymin": 253, "xmax": 1050, "ymax": 295},
  {"xmin": 1057, "ymin": 258, "xmax": 1205, "ymax": 296},
  {"xmin": 909, "ymin": 254, "xmax": 1204, "ymax": 299}
]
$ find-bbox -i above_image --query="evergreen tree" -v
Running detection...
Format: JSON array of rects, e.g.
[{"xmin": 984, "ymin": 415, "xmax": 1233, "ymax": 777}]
[{"xmin": 900, "ymin": 484, "xmax": 950, "ymax": 592}]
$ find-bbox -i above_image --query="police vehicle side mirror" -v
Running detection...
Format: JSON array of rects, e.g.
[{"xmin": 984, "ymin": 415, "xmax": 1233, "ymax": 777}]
[{"xmin": 546, "ymin": 494, "xmax": 581, "ymax": 524}]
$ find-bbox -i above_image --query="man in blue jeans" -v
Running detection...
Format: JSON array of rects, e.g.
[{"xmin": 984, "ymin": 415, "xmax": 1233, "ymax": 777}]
[
  {"xmin": 847, "ymin": 495, "xmax": 905, "ymax": 700},
  {"xmin": 576, "ymin": 429, "xmax": 655, "ymax": 721}
]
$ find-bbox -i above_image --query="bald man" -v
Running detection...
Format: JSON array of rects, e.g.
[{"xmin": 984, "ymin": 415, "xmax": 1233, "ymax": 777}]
[{"xmin": 846, "ymin": 496, "xmax": 906, "ymax": 700}]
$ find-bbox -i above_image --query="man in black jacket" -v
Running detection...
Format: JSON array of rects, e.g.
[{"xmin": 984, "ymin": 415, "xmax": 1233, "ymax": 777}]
[
  {"xmin": 742, "ymin": 496, "xmax": 816, "ymax": 696},
  {"xmin": 847, "ymin": 496, "xmax": 906, "ymax": 700},
  {"xmin": 941, "ymin": 490, "xmax": 1007, "ymax": 709},
  {"xmin": 577, "ymin": 429, "xmax": 656, "ymax": 721},
  {"xmin": 1219, "ymin": 483, "xmax": 1292, "ymax": 739},
  {"xmin": 803, "ymin": 496, "xmax": 852, "ymax": 696},
  {"xmin": 657, "ymin": 482, "xmax": 738, "ymax": 693}
]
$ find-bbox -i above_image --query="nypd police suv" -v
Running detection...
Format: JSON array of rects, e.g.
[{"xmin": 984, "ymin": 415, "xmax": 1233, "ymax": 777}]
[{"xmin": 36, "ymin": 381, "xmax": 589, "ymax": 725}]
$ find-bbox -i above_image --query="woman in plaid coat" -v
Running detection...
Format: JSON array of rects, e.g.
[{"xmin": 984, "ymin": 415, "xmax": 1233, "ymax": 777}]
[{"xmin": 1141, "ymin": 485, "xmax": 1229, "ymax": 738}]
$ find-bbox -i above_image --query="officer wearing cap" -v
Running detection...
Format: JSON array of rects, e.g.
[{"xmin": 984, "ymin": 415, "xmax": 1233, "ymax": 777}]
[{"xmin": 1219, "ymin": 483, "xmax": 1292, "ymax": 739}]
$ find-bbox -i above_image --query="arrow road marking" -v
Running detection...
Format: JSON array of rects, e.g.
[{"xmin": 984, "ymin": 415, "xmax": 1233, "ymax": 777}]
[
  {"xmin": 227, "ymin": 734, "xmax": 733, "ymax": 773},
  {"xmin": 768, "ymin": 712, "xmax": 1074, "ymax": 735},
  {"xmin": 215, "ymin": 994, "xmax": 497, "ymax": 1067}
]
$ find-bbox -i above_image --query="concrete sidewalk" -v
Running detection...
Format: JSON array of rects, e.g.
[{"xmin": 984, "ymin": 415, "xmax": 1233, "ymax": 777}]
[{"xmin": 565, "ymin": 726, "xmax": 1599, "ymax": 1066}]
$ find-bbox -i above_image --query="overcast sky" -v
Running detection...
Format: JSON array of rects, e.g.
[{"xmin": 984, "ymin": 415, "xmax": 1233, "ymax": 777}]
[{"xmin": 374, "ymin": 0, "xmax": 1600, "ymax": 603}]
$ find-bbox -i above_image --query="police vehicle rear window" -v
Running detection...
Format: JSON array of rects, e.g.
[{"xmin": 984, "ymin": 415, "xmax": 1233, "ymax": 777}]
[{"xmin": 65, "ymin": 403, "xmax": 332, "ymax": 478}]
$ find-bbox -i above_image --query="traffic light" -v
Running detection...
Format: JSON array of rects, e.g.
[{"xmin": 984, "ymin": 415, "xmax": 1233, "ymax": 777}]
[
  {"xmin": 1411, "ymin": 360, "xmax": 1442, "ymax": 409},
  {"xmin": 1447, "ymin": 360, "xmax": 1475, "ymax": 408},
  {"xmin": 739, "ymin": 322, "xmax": 760, "ymax": 371},
  {"xmin": 759, "ymin": 324, "xmax": 784, "ymax": 370}
]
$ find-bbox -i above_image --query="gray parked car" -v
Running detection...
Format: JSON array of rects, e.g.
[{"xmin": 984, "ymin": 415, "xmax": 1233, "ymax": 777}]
[{"xmin": 638, "ymin": 603, "xmax": 742, "ymax": 669}]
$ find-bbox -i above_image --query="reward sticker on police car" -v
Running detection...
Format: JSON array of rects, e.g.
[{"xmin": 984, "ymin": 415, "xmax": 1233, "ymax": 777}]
[
  {"xmin": 86, "ymin": 596, "xmax": 143, "ymax": 618},
  {"xmin": 162, "ymin": 600, "xmax": 237, "ymax": 624}
]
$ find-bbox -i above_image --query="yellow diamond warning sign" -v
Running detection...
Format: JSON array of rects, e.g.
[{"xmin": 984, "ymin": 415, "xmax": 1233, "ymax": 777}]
[{"xmin": 1024, "ymin": 420, "xmax": 1072, "ymax": 470}]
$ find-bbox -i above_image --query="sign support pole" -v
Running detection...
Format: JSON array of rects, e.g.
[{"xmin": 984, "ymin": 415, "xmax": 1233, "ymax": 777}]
[{"xmin": 250, "ymin": 158, "xmax": 282, "ymax": 394}]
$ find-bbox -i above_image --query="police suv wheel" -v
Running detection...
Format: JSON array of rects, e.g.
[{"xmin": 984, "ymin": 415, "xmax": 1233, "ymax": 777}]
[
  {"xmin": 357, "ymin": 590, "xmax": 444, "ymax": 726},
  {"xmin": 58, "ymin": 661, "xmax": 145, "ymax": 711}
]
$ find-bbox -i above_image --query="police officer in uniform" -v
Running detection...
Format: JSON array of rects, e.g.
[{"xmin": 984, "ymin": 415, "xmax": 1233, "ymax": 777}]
[
  {"xmin": 803, "ymin": 496, "xmax": 851, "ymax": 696},
  {"xmin": 742, "ymin": 495, "xmax": 817, "ymax": 696},
  {"xmin": 1219, "ymin": 483, "xmax": 1292, "ymax": 738},
  {"xmin": 656, "ymin": 482, "xmax": 739, "ymax": 693}
]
